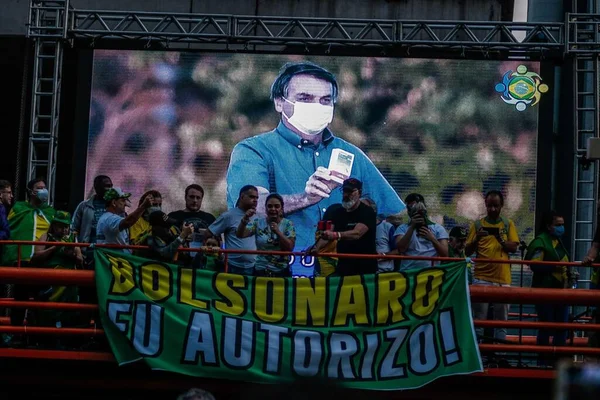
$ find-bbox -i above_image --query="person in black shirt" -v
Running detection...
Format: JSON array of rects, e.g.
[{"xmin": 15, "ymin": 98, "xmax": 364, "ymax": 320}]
[
  {"xmin": 168, "ymin": 184, "xmax": 217, "ymax": 245},
  {"xmin": 311, "ymin": 178, "xmax": 377, "ymax": 276}
]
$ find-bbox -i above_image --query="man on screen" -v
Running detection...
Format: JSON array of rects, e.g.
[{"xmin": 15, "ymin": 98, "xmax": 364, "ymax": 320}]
[{"xmin": 226, "ymin": 61, "xmax": 404, "ymax": 272}]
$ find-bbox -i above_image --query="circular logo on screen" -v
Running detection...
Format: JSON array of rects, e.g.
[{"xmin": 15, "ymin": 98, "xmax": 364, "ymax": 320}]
[{"xmin": 494, "ymin": 65, "xmax": 549, "ymax": 112}]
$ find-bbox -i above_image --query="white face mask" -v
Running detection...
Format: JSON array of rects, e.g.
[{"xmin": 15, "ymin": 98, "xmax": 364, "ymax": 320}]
[{"xmin": 283, "ymin": 98, "xmax": 334, "ymax": 135}]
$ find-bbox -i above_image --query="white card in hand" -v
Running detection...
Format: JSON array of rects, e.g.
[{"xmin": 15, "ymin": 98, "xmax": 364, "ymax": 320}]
[{"xmin": 327, "ymin": 148, "xmax": 354, "ymax": 184}]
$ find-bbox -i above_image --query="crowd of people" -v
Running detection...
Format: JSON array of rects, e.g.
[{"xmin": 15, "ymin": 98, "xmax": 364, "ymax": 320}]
[
  {"xmin": 0, "ymin": 174, "xmax": 598, "ymax": 363},
  {"xmin": 0, "ymin": 60, "xmax": 597, "ymax": 367}
]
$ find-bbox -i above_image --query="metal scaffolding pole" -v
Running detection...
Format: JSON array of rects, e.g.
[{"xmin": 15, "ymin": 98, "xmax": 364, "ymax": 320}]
[
  {"xmin": 26, "ymin": 0, "xmax": 69, "ymax": 204},
  {"xmin": 572, "ymin": 55, "xmax": 599, "ymax": 281},
  {"xmin": 22, "ymin": 1, "xmax": 600, "ymax": 211},
  {"xmin": 568, "ymin": 10, "xmax": 600, "ymax": 277}
]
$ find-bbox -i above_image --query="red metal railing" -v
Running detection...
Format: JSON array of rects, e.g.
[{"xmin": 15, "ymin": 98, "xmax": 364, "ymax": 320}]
[{"xmin": 1, "ymin": 239, "xmax": 599, "ymax": 375}]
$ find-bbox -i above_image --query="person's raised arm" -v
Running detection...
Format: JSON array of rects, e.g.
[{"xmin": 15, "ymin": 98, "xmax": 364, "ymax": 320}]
[
  {"xmin": 236, "ymin": 209, "xmax": 256, "ymax": 238},
  {"xmin": 278, "ymin": 167, "xmax": 342, "ymax": 215},
  {"xmin": 118, "ymin": 195, "xmax": 152, "ymax": 231},
  {"xmin": 227, "ymin": 141, "xmax": 341, "ymax": 216},
  {"xmin": 396, "ymin": 216, "xmax": 424, "ymax": 253}
]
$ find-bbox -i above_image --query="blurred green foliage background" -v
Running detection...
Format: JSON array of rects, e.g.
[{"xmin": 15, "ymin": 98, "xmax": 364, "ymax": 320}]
[{"xmin": 87, "ymin": 51, "xmax": 540, "ymax": 244}]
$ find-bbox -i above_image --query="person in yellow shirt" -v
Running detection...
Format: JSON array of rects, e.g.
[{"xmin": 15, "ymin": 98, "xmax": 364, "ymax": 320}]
[
  {"xmin": 465, "ymin": 190, "xmax": 519, "ymax": 346},
  {"xmin": 129, "ymin": 189, "xmax": 162, "ymax": 248}
]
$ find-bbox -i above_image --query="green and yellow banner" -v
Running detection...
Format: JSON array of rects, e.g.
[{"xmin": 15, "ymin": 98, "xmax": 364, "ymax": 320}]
[{"xmin": 95, "ymin": 249, "xmax": 482, "ymax": 390}]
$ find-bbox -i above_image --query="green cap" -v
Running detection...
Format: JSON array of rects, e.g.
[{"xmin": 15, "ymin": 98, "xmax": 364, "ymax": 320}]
[
  {"xmin": 53, "ymin": 210, "xmax": 71, "ymax": 225},
  {"xmin": 104, "ymin": 187, "xmax": 132, "ymax": 202}
]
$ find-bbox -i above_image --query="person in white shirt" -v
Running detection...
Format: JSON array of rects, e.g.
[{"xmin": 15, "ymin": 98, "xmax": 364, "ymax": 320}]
[
  {"xmin": 394, "ymin": 193, "xmax": 449, "ymax": 271},
  {"xmin": 96, "ymin": 187, "xmax": 153, "ymax": 253}
]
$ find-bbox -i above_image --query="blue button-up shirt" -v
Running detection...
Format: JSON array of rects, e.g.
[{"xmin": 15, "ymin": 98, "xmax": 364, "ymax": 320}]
[{"xmin": 226, "ymin": 121, "xmax": 405, "ymax": 261}]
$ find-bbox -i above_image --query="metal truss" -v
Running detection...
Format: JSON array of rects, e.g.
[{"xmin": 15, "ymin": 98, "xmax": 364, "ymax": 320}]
[
  {"xmin": 572, "ymin": 56, "xmax": 599, "ymax": 286},
  {"xmin": 25, "ymin": 1, "xmax": 600, "ymax": 213},
  {"xmin": 66, "ymin": 10, "xmax": 568, "ymax": 56},
  {"xmin": 567, "ymin": 13, "xmax": 600, "ymax": 54},
  {"xmin": 570, "ymin": 4, "xmax": 600, "ymax": 287},
  {"xmin": 26, "ymin": 0, "xmax": 69, "ymax": 204}
]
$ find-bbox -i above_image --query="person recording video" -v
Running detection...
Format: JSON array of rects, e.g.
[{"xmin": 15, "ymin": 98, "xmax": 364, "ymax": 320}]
[
  {"xmin": 236, "ymin": 193, "xmax": 296, "ymax": 277},
  {"xmin": 394, "ymin": 193, "xmax": 449, "ymax": 271},
  {"xmin": 147, "ymin": 210, "xmax": 194, "ymax": 263},
  {"xmin": 465, "ymin": 190, "xmax": 519, "ymax": 359}
]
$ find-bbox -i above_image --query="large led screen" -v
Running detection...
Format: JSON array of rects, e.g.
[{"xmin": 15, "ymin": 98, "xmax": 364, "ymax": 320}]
[{"xmin": 87, "ymin": 51, "xmax": 543, "ymax": 275}]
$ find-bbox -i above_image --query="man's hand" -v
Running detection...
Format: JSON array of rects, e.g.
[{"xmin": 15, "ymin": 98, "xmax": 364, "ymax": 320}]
[
  {"xmin": 180, "ymin": 223, "xmax": 194, "ymax": 241},
  {"xmin": 582, "ymin": 255, "xmax": 595, "ymax": 266},
  {"xmin": 305, "ymin": 167, "xmax": 341, "ymax": 203},
  {"xmin": 475, "ymin": 228, "xmax": 489, "ymax": 241},
  {"xmin": 243, "ymin": 208, "xmax": 256, "ymax": 222},
  {"xmin": 418, "ymin": 226, "xmax": 435, "ymax": 242},
  {"xmin": 410, "ymin": 214, "xmax": 425, "ymax": 228},
  {"xmin": 321, "ymin": 230, "xmax": 338, "ymax": 241}
]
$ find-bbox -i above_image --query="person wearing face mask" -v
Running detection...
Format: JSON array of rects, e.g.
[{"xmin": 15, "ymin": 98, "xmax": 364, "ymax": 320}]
[
  {"xmin": 129, "ymin": 189, "xmax": 163, "ymax": 248},
  {"xmin": 1, "ymin": 178, "xmax": 55, "ymax": 331},
  {"xmin": 2, "ymin": 177, "xmax": 56, "ymax": 268},
  {"xmin": 525, "ymin": 210, "xmax": 572, "ymax": 363},
  {"xmin": 311, "ymin": 178, "xmax": 377, "ymax": 276},
  {"xmin": 226, "ymin": 61, "xmax": 404, "ymax": 275},
  {"xmin": 394, "ymin": 193, "xmax": 449, "ymax": 271}
]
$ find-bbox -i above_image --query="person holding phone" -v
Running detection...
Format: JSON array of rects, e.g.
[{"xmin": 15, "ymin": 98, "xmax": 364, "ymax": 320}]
[
  {"xmin": 146, "ymin": 210, "xmax": 194, "ymax": 263},
  {"xmin": 236, "ymin": 193, "xmax": 296, "ymax": 277},
  {"xmin": 465, "ymin": 190, "xmax": 519, "ymax": 356},
  {"xmin": 394, "ymin": 193, "xmax": 449, "ymax": 271}
]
